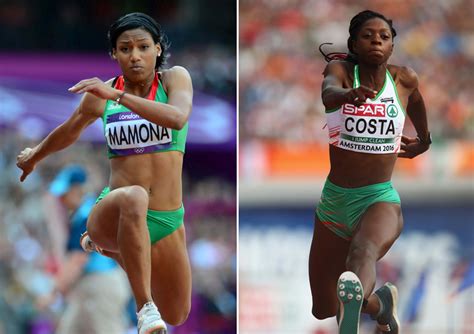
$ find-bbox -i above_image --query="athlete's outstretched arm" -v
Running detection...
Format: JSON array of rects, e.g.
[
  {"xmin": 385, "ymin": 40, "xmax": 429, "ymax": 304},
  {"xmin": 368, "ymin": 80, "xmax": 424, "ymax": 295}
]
[
  {"xmin": 321, "ymin": 61, "xmax": 376, "ymax": 109},
  {"xmin": 69, "ymin": 66, "xmax": 193, "ymax": 130},
  {"xmin": 16, "ymin": 93, "xmax": 102, "ymax": 181},
  {"xmin": 398, "ymin": 67, "xmax": 431, "ymax": 159}
]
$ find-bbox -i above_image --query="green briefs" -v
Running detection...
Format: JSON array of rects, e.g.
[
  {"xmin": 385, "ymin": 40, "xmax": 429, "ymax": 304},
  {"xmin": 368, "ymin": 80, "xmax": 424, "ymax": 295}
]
[
  {"xmin": 96, "ymin": 187, "xmax": 184, "ymax": 244},
  {"xmin": 316, "ymin": 179, "xmax": 400, "ymax": 240}
]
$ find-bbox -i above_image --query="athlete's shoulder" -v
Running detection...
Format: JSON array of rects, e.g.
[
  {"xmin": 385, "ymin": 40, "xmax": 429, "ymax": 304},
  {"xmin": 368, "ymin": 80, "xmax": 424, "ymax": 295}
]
[
  {"xmin": 388, "ymin": 64, "xmax": 418, "ymax": 90},
  {"xmin": 323, "ymin": 60, "xmax": 353, "ymax": 78},
  {"xmin": 161, "ymin": 66, "xmax": 193, "ymax": 94},
  {"xmin": 161, "ymin": 66, "xmax": 192, "ymax": 82}
]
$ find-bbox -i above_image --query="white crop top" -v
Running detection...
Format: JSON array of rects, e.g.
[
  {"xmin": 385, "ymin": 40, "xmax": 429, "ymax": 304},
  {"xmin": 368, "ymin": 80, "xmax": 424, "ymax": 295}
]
[{"xmin": 325, "ymin": 65, "xmax": 406, "ymax": 154}]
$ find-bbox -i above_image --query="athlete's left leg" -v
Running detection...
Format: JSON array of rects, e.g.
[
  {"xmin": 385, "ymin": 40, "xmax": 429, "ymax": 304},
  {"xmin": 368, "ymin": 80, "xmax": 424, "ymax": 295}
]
[
  {"xmin": 85, "ymin": 224, "xmax": 191, "ymax": 326},
  {"xmin": 346, "ymin": 202, "xmax": 403, "ymax": 332},
  {"xmin": 150, "ymin": 225, "xmax": 192, "ymax": 326}
]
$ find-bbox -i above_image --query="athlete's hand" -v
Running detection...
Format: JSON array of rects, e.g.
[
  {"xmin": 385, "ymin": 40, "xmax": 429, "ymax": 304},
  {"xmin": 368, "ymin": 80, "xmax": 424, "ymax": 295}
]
[
  {"xmin": 398, "ymin": 135, "xmax": 430, "ymax": 159},
  {"xmin": 17, "ymin": 147, "xmax": 38, "ymax": 182},
  {"xmin": 69, "ymin": 77, "xmax": 119, "ymax": 100},
  {"xmin": 345, "ymin": 85, "xmax": 377, "ymax": 107}
]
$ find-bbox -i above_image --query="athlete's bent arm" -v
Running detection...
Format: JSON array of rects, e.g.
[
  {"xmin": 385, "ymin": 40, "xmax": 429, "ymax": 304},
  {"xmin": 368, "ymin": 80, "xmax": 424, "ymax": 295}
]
[
  {"xmin": 69, "ymin": 66, "xmax": 193, "ymax": 130},
  {"xmin": 322, "ymin": 61, "xmax": 377, "ymax": 109},
  {"xmin": 398, "ymin": 67, "xmax": 431, "ymax": 159},
  {"xmin": 16, "ymin": 93, "xmax": 102, "ymax": 181}
]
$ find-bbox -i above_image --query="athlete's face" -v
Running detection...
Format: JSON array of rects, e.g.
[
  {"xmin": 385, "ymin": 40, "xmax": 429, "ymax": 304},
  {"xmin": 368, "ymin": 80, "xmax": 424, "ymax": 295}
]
[
  {"xmin": 112, "ymin": 28, "xmax": 161, "ymax": 82},
  {"xmin": 352, "ymin": 18, "xmax": 393, "ymax": 65}
]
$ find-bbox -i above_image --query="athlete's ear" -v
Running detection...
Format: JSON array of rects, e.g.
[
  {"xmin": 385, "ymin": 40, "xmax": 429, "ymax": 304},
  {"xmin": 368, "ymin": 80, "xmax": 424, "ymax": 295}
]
[
  {"xmin": 156, "ymin": 43, "xmax": 162, "ymax": 57},
  {"xmin": 351, "ymin": 38, "xmax": 358, "ymax": 55}
]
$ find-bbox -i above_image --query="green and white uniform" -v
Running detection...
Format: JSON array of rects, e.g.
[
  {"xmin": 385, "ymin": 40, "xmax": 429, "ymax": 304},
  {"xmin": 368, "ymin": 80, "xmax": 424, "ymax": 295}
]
[
  {"xmin": 317, "ymin": 65, "xmax": 403, "ymax": 240},
  {"xmin": 103, "ymin": 72, "xmax": 188, "ymax": 157},
  {"xmin": 317, "ymin": 179, "xmax": 400, "ymax": 240},
  {"xmin": 96, "ymin": 72, "xmax": 187, "ymax": 243},
  {"xmin": 326, "ymin": 65, "xmax": 406, "ymax": 154}
]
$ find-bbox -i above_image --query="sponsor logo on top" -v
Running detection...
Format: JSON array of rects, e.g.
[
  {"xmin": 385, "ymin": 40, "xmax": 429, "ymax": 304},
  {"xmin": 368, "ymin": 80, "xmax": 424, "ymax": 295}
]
[
  {"xmin": 109, "ymin": 101, "xmax": 123, "ymax": 110},
  {"xmin": 342, "ymin": 104, "xmax": 386, "ymax": 117},
  {"xmin": 387, "ymin": 104, "xmax": 398, "ymax": 118}
]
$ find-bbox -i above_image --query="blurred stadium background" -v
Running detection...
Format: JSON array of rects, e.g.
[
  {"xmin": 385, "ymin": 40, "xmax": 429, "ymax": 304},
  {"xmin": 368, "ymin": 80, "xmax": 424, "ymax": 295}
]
[
  {"xmin": 239, "ymin": 0, "xmax": 473, "ymax": 333},
  {"xmin": 0, "ymin": 1, "xmax": 236, "ymax": 333}
]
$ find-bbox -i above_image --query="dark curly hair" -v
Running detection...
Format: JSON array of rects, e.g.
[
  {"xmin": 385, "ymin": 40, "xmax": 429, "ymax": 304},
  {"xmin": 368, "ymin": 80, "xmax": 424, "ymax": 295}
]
[
  {"xmin": 319, "ymin": 10, "xmax": 397, "ymax": 64},
  {"xmin": 108, "ymin": 12, "xmax": 170, "ymax": 70}
]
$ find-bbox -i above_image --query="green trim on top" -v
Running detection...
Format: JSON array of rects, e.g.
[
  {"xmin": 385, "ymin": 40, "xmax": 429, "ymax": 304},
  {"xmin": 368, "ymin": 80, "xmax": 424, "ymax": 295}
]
[
  {"xmin": 372, "ymin": 71, "xmax": 388, "ymax": 101},
  {"xmin": 353, "ymin": 65, "xmax": 360, "ymax": 88},
  {"xmin": 103, "ymin": 76, "xmax": 188, "ymax": 159},
  {"xmin": 156, "ymin": 79, "xmax": 168, "ymax": 103},
  {"xmin": 353, "ymin": 65, "xmax": 387, "ymax": 101},
  {"xmin": 387, "ymin": 71, "xmax": 407, "ymax": 116}
]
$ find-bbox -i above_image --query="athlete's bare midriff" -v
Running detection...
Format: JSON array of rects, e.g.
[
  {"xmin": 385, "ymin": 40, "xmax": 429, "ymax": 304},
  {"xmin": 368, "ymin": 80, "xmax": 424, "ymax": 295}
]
[
  {"xmin": 328, "ymin": 145, "xmax": 397, "ymax": 188},
  {"xmin": 109, "ymin": 151, "xmax": 183, "ymax": 211}
]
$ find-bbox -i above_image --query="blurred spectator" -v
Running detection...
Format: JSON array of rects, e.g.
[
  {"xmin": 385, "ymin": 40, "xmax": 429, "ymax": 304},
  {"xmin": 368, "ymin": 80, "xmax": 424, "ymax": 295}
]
[{"xmin": 40, "ymin": 165, "xmax": 130, "ymax": 334}]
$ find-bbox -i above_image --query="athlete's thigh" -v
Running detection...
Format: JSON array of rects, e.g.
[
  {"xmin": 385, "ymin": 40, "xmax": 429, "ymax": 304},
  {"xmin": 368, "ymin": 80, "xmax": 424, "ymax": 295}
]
[
  {"xmin": 309, "ymin": 216, "xmax": 350, "ymax": 317},
  {"xmin": 352, "ymin": 202, "xmax": 403, "ymax": 260},
  {"xmin": 150, "ymin": 225, "xmax": 192, "ymax": 316},
  {"xmin": 86, "ymin": 189, "xmax": 125, "ymax": 252}
]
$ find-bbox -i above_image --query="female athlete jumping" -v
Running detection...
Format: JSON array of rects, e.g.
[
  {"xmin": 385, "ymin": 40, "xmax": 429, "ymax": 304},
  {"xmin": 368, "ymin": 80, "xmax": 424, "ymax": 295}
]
[
  {"xmin": 17, "ymin": 12, "xmax": 192, "ymax": 334},
  {"xmin": 309, "ymin": 10, "xmax": 431, "ymax": 334}
]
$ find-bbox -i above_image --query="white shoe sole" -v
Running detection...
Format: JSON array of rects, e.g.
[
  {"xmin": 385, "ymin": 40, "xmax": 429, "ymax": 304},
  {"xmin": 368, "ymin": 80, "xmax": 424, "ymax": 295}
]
[
  {"xmin": 337, "ymin": 271, "xmax": 364, "ymax": 334},
  {"xmin": 141, "ymin": 320, "xmax": 167, "ymax": 334}
]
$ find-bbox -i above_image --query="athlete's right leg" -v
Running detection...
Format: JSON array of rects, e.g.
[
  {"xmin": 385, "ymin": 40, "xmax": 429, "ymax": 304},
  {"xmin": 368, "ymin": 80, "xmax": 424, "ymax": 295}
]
[
  {"xmin": 86, "ymin": 185, "xmax": 153, "ymax": 310},
  {"xmin": 309, "ymin": 216, "xmax": 351, "ymax": 319}
]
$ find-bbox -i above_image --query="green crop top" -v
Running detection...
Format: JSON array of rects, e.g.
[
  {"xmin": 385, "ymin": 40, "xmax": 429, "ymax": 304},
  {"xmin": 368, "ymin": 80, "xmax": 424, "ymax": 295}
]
[{"xmin": 102, "ymin": 72, "xmax": 188, "ymax": 158}]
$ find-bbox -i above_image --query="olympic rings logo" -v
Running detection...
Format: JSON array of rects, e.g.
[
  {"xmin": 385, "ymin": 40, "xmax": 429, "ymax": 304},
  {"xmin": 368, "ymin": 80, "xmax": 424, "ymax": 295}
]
[{"xmin": 134, "ymin": 148, "xmax": 145, "ymax": 154}]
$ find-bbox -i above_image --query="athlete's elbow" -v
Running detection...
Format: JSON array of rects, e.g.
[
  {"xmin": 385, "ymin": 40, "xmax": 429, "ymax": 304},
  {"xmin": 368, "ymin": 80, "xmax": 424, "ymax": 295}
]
[
  {"xmin": 322, "ymin": 97, "xmax": 340, "ymax": 111},
  {"xmin": 174, "ymin": 119, "xmax": 186, "ymax": 130},
  {"xmin": 321, "ymin": 91, "xmax": 339, "ymax": 110},
  {"xmin": 168, "ymin": 119, "xmax": 183, "ymax": 130},
  {"xmin": 169, "ymin": 113, "xmax": 188, "ymax": 130}
]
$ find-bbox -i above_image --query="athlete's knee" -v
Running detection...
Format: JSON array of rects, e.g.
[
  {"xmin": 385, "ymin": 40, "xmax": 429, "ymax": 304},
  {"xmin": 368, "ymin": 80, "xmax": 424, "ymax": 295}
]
[
  {"xmin": 101, "ymin": 250, "xmax": 124, "ymax": 266},
  {"xmin": 117, "ymin": 186, "xmax": 149, "ymax": 221},
  {"xmin": 161, "ymin": 303, "xmax": 191, "ymax": 326},
  {"xmin": 347, "ymin": 241, "xmax": 377, "ymax": 265}
]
